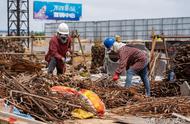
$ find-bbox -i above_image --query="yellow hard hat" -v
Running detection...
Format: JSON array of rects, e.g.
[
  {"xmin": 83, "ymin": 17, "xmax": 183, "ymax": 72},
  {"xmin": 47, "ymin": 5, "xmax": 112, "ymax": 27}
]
[{"xmin": 115, "ymin": 35, "xmax": 121, "ymax": 42}]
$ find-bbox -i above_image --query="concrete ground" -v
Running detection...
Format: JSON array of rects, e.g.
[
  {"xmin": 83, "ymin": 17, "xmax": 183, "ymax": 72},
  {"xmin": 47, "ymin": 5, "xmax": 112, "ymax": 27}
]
[
  {"xmin": 64, "ymin": 113, "xmax": 190, "ymax": 124},
  {"xmin": 64, "ymin": 113, "xmax": 148, "ymax": 124}
]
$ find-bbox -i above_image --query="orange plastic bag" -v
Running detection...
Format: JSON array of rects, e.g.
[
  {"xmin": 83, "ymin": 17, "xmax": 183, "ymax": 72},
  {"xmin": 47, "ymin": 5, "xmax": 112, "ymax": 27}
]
[
  {"xmin": 79, "ymin": 89, "xmax": 105, "ymax": 116},
  {"xmin": 50, "ymin": 86, "xmax": 105, "ymax": 116},
  {"xmin": 51, "ymin": 86, "xmax": 79, "ymax": 95}
]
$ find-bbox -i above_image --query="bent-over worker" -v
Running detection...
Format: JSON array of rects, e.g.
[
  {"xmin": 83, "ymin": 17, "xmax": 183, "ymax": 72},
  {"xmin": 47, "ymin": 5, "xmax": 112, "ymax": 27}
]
[
  {"xmin": 104, "ymin": 38, "xmax": 150, "ymax": 96},
  {"xmin": 45, "ymin": 23, "xmax": 72, "ymax": 75}
]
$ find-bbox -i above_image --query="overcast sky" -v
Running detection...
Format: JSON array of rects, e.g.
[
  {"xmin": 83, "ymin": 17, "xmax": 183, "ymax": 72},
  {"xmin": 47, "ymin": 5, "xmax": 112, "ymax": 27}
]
[{"xmin": 0, "ymin": 0, "xmax": 189, "ymax": 31}]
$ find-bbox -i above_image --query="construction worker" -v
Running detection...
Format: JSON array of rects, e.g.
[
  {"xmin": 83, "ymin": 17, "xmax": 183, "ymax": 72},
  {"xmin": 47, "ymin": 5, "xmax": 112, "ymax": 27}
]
[
  {"xmin": 45, "ymin": 23, "xmax": 72, "ymax": 75},
  {"xmin": 104, "ymin": 38, "xmax": 150, "ymax": 96}
]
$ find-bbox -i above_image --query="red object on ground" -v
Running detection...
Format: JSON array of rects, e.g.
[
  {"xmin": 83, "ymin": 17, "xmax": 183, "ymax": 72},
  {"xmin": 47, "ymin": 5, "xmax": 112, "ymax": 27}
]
[{"xmin": 113, "ymin": 73, "xmax": 119, "ymax": 81}]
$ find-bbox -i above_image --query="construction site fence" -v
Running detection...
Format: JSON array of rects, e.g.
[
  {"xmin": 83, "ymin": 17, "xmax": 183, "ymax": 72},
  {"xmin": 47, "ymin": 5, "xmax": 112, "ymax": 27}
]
[{"xmin": 45, "ymin": 17, "xmax": 190, "ymax": 41}]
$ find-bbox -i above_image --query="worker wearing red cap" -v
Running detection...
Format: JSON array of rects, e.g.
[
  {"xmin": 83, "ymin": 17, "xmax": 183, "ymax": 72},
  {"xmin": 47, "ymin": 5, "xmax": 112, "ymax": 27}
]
[
  {"xmin": 45, "ymin": 23, "xmax": 72, "ymax": 75},
  {"xmin": 104, "ymin": 38, "xmax": 150, "ymax": 96}
]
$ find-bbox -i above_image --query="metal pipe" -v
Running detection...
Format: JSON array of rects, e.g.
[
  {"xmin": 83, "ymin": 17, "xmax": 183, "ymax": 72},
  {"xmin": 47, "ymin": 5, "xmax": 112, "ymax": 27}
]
[
  {"xmin": 31, "ymin": 36, "xmax": 34, "ymax": 54},
  {"xmin": 7, "ymin": 0, "xmax": 10, "ymax": 35},
  {"xmin": 16, "ymin": 0, "xmax": 20, "ymax": 36},
  {"xmin": 161, "ymin": 35, "xmax": 190, "ymax": 39}
]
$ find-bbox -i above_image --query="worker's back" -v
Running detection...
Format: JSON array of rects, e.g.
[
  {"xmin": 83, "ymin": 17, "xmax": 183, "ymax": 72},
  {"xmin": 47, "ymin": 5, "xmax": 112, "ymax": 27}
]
[{"xmin": 104, "ymin": 41, "xmax": 150, "ymax": 75}]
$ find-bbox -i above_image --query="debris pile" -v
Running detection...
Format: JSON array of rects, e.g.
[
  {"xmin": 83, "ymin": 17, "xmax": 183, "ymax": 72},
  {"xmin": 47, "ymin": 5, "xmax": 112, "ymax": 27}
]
[
  {"xmin": 64, "ymin": 76, "xmax": 145, "ymax": 108},
  {"xmin": 64, "ymin": 75, "xmax": 188, "ymax": 118},
  {"xmin": 0, "ymin": 58, "xmax": 43, "ymax": 74},
  {"xmin": 0, "ymin": 38, "xmax": 25, "ymax": 53},
  {"xmin": 111, "ymin": 96, "xmax": 190, "ymax": 118},
  {"xmin": 0, "ymin": 38, "xmax": 44, "ymax": 74},
  {"xmin": 0, "ymin": 72, "xmax": 97, "ymax": 122},
  {"xmin": 134, "ymin": 80, "xmax": 181, "ymax": 97},
  {"xmin": 90, "ymin": 42, "xmax": 105, "ymax": 73},
  {"xmin": 0, "ymin": 38, "xmax": 25, "ymax": 62},
  {"xmin": 0, "ymin": 68, "xmax": 189, "ymax": 120},
  {"xmin": 173, "ymin": 44, "xmax": 190, "ymax": 82}
]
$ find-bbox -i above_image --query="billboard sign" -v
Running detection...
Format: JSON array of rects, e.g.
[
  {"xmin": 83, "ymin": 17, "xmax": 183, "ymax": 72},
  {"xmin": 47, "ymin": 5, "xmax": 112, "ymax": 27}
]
[{"xmin": 33, "ymin": 1, "xmax": 82, "ymax": 21}]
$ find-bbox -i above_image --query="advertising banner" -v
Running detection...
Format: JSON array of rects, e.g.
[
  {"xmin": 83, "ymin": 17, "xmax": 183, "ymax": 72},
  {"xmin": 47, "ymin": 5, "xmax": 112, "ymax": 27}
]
[{"xmin": 33, "ymin": 1, "xmax": 82, "ymax": 21}]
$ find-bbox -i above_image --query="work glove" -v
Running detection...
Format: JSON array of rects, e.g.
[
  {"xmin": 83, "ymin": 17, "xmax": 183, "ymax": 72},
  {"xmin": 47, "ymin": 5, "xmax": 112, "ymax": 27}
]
[
  {"xmin": 113, "ymin": 73, "xmax": 119, "ymax": 81},
  {"xmin": 61, "ymin": 57, "xmax": 71, "ymax": 63},
  {"xmin": 66, "ymin": 51, "xmax": 71, "ymax": 57},
  {"xmin": 61, "ymin": 57, "xmax": 65, "ymax": 63}
]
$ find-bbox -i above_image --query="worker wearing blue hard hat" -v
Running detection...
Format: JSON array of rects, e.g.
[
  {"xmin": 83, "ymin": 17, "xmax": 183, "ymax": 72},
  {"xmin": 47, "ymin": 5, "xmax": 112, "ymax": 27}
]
[
  {"xmin": 104, "ymin": 38, "xmax": 115, "ymax": 49},
  {"xmin": 104, "ymin": 38, "xmax": 126, "ymax": 52},
  {"xmin": 103, "ymin": 37, "xmax": 150, "ymax": 96}
]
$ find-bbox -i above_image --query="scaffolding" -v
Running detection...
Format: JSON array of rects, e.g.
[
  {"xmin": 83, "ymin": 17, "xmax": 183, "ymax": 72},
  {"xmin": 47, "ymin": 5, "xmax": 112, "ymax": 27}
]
[{"xmin": 7, "ymin": 0, "xmax": 29, "ymax": 36}]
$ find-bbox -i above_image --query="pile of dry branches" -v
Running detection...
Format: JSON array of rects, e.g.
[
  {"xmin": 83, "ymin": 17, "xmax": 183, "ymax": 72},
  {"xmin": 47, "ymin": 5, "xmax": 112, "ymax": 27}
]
[
  {"xmin": 90, "ymin": 43, "xmax": 105, "ymax": 73},
  {"xmin": 0, "ymin": 38, "xmax": 44, "ymax": 74},
  {"xmin": 65, "ymin": 75, "xmax": 187, "ymax": 118},
  {"xmin": 0, "ymin": 38, "xmax": 25, "ymax": 53},
  {"xmin": 0, "ymin": 38, "xmax": 25, "ymax": 63},
  {"xmin": 173, "ymin": 44, "xmax": 190, "ymax": 82},
  {"xmin": 63, "ymin": 75, "xmax": 145, "ymax": 109},
  {"xmin": 0, "ymin": 71, "xmax": 189, "ymax": 119},
  {"xmin": 0, "ymin": 57, "xmax": 43, "ymax": 74},
  {"xmin": 134, "ymin": 80, "xmax": 181, "ymax": 97},
  {"xmin": 111, "ymin": 96, "xmax": 190, "ymax": 118},
  {"xmin": 60, "ymin": 74, "xmax": 182, "ymax": 109},
  {"xmin": 0, "ymin": 72, "xmax": 95, "ymax": 122}
]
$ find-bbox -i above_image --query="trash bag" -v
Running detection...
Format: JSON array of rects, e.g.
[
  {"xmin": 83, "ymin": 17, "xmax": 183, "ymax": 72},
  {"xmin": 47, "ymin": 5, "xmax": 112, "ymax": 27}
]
[
  {"xmin": 51, "ymin": 86, "xmax": 79, "ymax": 95},
  {"xmin": 0, "ymin": 99, "xmax": 33, "ymax": 119},
  {"xmin": 71, "ymin": 109, "xmax": 94, "ymax": 119},
  {"xmin": 50, "ymin": 86, "xmax": 106, "ymax": 116},
  {"xmin": 79, "ymin": 89, "xmax": 105, "ymax": 116}
]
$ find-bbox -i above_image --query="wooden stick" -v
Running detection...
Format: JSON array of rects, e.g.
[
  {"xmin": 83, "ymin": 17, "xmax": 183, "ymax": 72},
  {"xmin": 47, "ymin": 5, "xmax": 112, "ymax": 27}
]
[
  {"xmin": 158, "ymin": 57, "xmax": 171, "ymax": 60},
  {"xmin": 74, "ymin": 30, "xmax": 90, "ymax": 76},
  {"xmin": 149, "ymin": 31, "xmax": 157, "ymax": 71},
  {"xmin": 71, "ymin": 31, "xmax": 75, "ymax": 80},
  {"xmin": 172, "ymin": 113, "xmax": 190, "ymax": 122},
  {"xmin": 163, "ymin": 38, "xmax": 170, "ymax": 70},
  {"xmin": 75, "ymin": 30, "xmax": 87, "ymax": 65},
  {"xmin": 150, "ymin": 52, "xmax": 160, "ymax": 80},
  {"xmin": 10, "ymin": 90, "xmax": 81, "ymax": 108}
]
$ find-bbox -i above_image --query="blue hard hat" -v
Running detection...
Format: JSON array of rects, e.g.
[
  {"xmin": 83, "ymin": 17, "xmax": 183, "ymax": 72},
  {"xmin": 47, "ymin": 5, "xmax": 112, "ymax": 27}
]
[{"xmin": 104, "ymin": 38, "xmax": 115, "ymax": 49}]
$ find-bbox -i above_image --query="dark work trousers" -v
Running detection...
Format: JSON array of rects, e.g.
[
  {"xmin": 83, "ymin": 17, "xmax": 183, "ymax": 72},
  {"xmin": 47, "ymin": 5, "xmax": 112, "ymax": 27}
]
[
  {"xmin": 125, "ymin": 64, "xmax": 150, "ymax": 96},
  {"xmin": 47, "ymin": 57, "xmax": 65, "ymax": 75}
]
